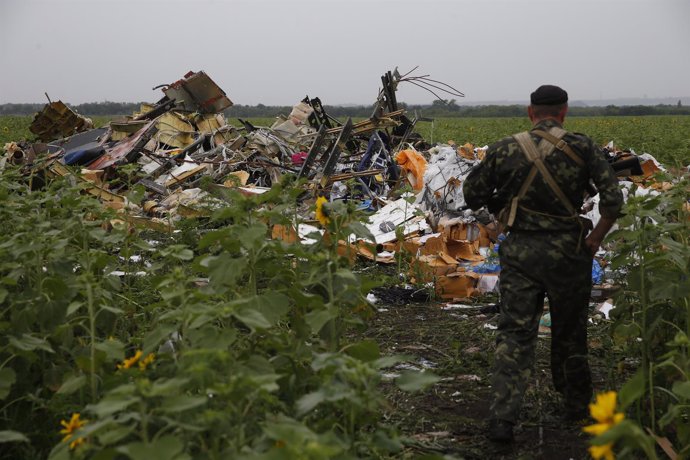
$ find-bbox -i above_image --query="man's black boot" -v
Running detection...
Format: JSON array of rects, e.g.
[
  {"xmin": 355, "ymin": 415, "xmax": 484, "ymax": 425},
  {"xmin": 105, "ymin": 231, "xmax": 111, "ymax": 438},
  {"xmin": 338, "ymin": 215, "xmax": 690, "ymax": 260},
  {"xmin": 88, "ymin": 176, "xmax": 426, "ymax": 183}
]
[
  {"xmin": 564, "ymin": 406, "xmax": 590, "ymax": 424},
  {"xmin": 487, "ymin": 419, "xmax": 514, "ymax": 443}
]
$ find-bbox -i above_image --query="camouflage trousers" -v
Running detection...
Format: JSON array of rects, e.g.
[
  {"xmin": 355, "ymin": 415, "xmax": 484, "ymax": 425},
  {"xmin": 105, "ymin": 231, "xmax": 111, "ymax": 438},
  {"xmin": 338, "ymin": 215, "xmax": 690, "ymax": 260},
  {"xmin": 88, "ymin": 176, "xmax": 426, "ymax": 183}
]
[{"xmin": 490, "ymin": 230, "xmax": 593, "ymax": 423}]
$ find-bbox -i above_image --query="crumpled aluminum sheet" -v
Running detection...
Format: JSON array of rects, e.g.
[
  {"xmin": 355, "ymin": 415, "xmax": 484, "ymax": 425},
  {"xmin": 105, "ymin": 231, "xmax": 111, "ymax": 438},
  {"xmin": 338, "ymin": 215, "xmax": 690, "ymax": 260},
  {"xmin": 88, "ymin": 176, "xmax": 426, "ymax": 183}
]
[{"xmin": 416, "ymin": 145, "xmax": 478, "ymax": 218}]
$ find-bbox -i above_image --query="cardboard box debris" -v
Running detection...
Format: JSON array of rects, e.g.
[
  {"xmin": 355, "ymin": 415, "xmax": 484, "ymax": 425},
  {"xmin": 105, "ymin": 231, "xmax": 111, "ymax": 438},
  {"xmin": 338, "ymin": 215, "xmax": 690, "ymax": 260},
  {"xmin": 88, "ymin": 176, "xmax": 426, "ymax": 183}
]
[
  {"xmin": 436, "ymin": 272, "xmax": 479, "ymax": 300},
  {"xmin": 418, "ymin": 234, "xmax": 447, "ymax": 256},
  {"xmin": 446, "ymin": 239, "xmax": 483, "ymax": 262},
  {"xmin": 411, "ymin": 254, "xmax": 459, "ymax": 282}
]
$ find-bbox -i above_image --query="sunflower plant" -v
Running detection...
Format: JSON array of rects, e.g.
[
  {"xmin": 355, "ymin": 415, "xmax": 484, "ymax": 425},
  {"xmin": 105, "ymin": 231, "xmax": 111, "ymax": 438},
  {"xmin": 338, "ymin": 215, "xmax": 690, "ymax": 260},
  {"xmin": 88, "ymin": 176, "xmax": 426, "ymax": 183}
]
[
  {"xmin": 583, "ymin": 391, "xmax": 658, "ymax": 460},
  {"xmin": 0, "ymin": 155, "xmax": 430, "ymax": 459},
  {"xmin": 59, "ymin": 413, "xmax": 88, "ymax": 450},
  {"xmin": 309, "ymin": 194, "xmax": 377, "ymax": 350},
  {"xmin": 605, "ymin": 173, "xmax": 690, "ymax": 458}
]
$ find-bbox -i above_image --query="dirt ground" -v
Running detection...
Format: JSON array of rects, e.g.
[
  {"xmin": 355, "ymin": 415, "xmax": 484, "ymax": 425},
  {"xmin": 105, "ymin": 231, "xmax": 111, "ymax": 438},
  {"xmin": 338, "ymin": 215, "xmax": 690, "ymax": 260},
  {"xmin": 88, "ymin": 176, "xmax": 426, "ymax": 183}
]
[{"xmin": 361, "ymin": 289, "xmax": 619, "ymax": 460}]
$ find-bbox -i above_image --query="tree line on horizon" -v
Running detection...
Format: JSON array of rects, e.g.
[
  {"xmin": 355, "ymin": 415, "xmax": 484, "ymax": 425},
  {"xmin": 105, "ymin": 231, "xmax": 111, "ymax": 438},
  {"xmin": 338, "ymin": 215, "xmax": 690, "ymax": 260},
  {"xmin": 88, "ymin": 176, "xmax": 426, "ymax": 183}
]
[{"xmin": 1, "ymin": 99, "xmax": 689, "ymax": 118}]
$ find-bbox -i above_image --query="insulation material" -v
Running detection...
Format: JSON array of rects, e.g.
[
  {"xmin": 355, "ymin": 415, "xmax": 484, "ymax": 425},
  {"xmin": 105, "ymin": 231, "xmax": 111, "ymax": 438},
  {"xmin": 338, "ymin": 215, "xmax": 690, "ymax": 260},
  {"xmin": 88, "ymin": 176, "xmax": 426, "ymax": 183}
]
[
  {"xmin": 154, "ymin": 112, "xmax": 195, "ymax": 149},
  {"xmin": 396, "ymin": 148, "xmax": 427, "ymax": 191}
]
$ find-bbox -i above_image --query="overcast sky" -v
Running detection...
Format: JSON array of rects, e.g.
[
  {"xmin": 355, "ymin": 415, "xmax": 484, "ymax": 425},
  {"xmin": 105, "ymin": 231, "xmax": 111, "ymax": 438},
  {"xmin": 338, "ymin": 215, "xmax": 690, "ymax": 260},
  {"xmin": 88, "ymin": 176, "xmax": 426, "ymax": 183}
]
[{"xmin": 1, "ymin": 0, "xmax": 688, "ymax": 106}]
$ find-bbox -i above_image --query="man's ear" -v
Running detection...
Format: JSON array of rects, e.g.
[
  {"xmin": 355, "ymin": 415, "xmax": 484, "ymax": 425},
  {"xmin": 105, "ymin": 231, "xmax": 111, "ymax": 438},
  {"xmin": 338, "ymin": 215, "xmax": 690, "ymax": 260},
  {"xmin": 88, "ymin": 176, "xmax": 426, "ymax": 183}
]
[{"xmin": 558, "ymin": 105, "xmax": 569, "ymax": 122}]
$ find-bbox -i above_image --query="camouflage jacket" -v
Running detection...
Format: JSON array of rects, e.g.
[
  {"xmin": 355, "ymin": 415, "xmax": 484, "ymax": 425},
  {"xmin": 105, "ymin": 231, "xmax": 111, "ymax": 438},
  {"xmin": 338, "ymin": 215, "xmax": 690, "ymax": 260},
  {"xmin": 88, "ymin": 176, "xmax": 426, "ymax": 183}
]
[{"xmin": 462, "ymin": 119, "xmax": 623, "ymax": 232}]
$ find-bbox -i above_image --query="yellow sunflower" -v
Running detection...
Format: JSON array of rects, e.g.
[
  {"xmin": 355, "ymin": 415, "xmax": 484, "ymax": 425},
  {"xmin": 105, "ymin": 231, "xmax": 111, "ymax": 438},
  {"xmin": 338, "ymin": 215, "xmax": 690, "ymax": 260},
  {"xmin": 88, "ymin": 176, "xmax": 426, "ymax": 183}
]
[
  {"xmin": 315, "ymin": 196, "xmax": 331, "ymax": 226},
  {"xmin": 584, "ymin": 391, "xmax": 625, "ymax": 435},
  {"xmin": 59, "ymin": 412, "xmax": 87, "ymax": 449},
  {"xmin": 589, "ymin": 443, "xmax": 615, "ymax": 460},
  {"xmin": 117, "ymin": 350, "xmax": 142, "ymax": 370},
  {"xmin": 583, "ymin": 391, "xmax": 625, "ymax": 460},
  {"xmin": 138, "ymin": 352, "xmax": 155, "ymax": 371}
]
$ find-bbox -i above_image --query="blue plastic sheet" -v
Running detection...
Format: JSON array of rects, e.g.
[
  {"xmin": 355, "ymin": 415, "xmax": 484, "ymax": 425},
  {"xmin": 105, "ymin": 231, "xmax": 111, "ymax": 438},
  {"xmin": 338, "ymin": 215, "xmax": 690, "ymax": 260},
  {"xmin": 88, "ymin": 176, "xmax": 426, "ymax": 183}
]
[
  {"xmin": 592, "ymin": 259, "xmax": 603, "ymax": 284},
  {"xmin": 469, "ymin": 233, "xmax": 506, "ymax": 274},
  {"xmin": 470, "ymin": 262, "xmax": 501, "ymax": 274}
]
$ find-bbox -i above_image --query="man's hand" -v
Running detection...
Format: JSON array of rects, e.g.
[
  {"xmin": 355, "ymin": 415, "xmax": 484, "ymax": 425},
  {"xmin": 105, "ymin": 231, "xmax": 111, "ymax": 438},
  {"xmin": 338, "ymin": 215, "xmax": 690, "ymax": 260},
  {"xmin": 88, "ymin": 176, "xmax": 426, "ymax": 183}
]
[
  {"xmin": 584, "ymin": 215, "xmax": 617, "ymax": 256},
  {"xmin": 585, "ymin": 233, "xmax": 604, "ymax": 256}
]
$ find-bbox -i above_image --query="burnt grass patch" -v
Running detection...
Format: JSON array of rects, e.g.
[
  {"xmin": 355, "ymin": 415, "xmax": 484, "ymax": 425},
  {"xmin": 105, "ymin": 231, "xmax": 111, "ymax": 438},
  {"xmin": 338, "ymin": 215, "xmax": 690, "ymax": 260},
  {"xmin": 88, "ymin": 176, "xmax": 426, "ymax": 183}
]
[{"xmin": 357, "ymin": 293, "xmax": 624, "ymax": 459}]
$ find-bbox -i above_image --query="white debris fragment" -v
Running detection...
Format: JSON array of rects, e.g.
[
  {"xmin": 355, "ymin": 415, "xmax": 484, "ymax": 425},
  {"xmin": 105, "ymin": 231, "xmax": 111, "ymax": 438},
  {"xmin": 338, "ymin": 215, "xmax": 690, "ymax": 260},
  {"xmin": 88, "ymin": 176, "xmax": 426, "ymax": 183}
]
[
  {"xmin": 297, "ymin": 223, "xmax": 322, "ymax": 245},
  {"xmin": 108, "ymin": 270, "xmax": 147, "ymax": 277},
  {"xmin": 598, "ymin": 299, "xmax": 615, "ymax": 319},
  {"xmin": 361, "ymin": 197, "xmax": 431, "ymax": 244},
  {"xmin": 456, "ymin": 374, "xmax": 481, "ymax": 382},
  {"xmin": 639, "ymin": 152, "xmax": 666, "ymax": 172},
  {"xmin": 419, "ymin": 358, "xmax": 437, "ymax": 369},
  {"xmin": 442, "ymin": 304, "xmax": 480, "ymax": 310}
]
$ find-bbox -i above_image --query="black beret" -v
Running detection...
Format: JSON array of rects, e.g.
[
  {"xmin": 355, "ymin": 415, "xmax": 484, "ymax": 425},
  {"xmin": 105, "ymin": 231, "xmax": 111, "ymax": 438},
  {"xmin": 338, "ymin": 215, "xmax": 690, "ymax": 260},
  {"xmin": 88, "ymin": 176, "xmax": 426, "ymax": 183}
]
[{"xmin": 530, "ymin": 85, "xmax": 568, "ymax": 105}]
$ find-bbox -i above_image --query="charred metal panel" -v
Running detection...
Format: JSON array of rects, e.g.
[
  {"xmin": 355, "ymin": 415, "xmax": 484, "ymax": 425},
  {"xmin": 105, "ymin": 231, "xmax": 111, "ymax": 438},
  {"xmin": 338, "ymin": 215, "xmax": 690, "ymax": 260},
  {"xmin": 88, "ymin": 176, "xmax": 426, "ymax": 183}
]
[
  {"xmin": 164, "ymin": 71, "xmax": 233, "ymax": 113},
  {"xmin": 29, "ymin": 101, "xmax": 94, "ymax": 142},
  {"xmin": 87, "ymin": 120, "xmax": 157, "ymax": 170}
]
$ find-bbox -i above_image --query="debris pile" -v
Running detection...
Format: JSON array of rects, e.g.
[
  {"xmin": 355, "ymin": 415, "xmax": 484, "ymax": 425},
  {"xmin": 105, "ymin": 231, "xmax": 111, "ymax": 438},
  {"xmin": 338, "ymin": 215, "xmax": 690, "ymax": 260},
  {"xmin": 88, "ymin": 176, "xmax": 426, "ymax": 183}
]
[{"xmin": 2, "ymin": 69, "xmax": 668, "ymax": 302}]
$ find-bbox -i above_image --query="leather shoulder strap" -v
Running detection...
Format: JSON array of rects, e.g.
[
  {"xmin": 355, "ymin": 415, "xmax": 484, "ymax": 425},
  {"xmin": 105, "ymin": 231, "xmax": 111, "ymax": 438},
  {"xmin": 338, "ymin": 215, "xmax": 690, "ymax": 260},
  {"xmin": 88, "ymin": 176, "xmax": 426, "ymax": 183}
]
[
  {"xmin": 532, "ymin": 127, "xmax": 585, "ymax": 167},
  {"xmin": 514, "ymin": 131, "xmax": 542, "ymax": 161},
  {"xmin": 513, "ymin": 132, "xmax": 578, "ymax": 217}
]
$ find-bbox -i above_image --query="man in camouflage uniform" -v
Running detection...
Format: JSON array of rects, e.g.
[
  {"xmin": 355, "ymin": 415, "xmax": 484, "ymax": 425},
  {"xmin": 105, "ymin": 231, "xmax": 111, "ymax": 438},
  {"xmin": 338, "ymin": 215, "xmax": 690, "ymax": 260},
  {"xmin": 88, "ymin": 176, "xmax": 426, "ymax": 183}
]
[{"xmin": 462, "ymin": 85, "xmax": 623, "ymax": 443}]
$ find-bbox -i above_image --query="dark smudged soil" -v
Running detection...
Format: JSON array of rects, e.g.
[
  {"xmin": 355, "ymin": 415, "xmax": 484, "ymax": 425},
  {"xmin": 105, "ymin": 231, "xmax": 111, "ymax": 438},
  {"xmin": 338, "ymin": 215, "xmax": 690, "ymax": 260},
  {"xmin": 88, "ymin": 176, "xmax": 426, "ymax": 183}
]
[{"xmin": 359, "ymin": 296, "xmax": 623, "ymax": 460}]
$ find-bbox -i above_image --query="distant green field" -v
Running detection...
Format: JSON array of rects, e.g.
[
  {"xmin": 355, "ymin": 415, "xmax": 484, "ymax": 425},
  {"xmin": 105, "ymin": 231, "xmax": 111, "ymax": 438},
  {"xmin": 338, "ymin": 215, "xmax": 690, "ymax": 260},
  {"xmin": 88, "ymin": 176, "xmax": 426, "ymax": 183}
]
[
  {"xmin": 2, "ymin": 115, "xmax": 688, "ymax": 167},
  {"xmin": 413, "ymin": 116, "xmax": 690, "ymax": 167}
]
